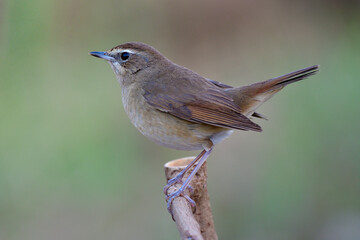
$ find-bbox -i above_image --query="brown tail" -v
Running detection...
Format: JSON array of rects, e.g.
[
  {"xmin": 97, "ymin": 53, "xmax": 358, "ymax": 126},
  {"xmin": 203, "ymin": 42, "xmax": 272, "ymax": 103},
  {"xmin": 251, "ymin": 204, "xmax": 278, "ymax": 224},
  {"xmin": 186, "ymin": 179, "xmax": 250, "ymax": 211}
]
[
  {"xmin": 258, "ymin": 65, "xmax": 319, "ymax": 93},
  {"xmin": 225, "ymin": 65, "xmax": 320, "ymax": 117}
]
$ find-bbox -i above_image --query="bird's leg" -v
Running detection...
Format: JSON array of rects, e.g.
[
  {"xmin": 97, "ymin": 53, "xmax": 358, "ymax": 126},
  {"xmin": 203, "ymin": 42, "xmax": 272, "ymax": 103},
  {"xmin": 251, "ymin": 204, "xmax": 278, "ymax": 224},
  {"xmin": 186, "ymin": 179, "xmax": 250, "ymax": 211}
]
[
  {"xmin": 166, "ymin": 146, "xmax": 213, "ymax": 215},
  {"xmin": 163, "ymin": 150, "xmax": 206, "ymax": 194}
]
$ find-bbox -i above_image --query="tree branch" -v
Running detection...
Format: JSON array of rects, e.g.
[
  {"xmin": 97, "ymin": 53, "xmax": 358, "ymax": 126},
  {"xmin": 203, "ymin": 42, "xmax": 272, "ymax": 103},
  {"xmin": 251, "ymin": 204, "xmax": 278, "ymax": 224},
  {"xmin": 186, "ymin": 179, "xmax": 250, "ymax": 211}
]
[{"xmin": 165, "ymin": 157, "xmax": 218, "ymax": 240}]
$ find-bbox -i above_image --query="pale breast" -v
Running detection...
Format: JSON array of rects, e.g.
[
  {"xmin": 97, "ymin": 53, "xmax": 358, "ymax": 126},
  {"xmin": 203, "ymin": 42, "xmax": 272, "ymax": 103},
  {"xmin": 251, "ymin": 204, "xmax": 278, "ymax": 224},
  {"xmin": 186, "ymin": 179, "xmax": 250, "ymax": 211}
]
[{"xmin": 121, "ymin": 83, "xmax": 232, "ymax": 151}]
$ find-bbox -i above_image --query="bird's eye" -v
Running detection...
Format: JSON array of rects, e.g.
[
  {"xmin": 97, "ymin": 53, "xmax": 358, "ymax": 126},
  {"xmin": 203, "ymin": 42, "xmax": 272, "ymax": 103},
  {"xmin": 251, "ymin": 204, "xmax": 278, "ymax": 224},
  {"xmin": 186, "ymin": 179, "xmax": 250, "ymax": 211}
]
[{"xmin": 120, "ymin": 51, "xmax": 130, "ymax": 61}]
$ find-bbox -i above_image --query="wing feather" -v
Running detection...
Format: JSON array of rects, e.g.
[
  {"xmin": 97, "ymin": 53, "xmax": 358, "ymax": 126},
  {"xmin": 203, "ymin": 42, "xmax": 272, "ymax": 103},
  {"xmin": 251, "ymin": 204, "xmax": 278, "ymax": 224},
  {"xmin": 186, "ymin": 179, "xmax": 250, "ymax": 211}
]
[{"xmin": 142, "ymin": 73, "xmax": 262, "ymax": 132}]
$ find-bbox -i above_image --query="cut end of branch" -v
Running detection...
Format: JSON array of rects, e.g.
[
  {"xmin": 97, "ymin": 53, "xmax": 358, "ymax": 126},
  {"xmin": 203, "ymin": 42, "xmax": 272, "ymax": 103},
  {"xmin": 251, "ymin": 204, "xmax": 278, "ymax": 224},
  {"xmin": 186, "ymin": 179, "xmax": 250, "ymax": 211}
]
[{"xmin": 165, "ymin": 157, "xmax": 195, "ymax": 168}]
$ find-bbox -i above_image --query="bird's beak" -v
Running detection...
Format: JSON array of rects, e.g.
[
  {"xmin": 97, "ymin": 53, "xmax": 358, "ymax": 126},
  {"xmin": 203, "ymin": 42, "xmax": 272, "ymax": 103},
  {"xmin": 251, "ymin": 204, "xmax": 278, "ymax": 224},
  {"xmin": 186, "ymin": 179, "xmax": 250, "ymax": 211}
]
[{"xmin": 89, "ymin": 51, "xmax": 115, "ymax": 61}]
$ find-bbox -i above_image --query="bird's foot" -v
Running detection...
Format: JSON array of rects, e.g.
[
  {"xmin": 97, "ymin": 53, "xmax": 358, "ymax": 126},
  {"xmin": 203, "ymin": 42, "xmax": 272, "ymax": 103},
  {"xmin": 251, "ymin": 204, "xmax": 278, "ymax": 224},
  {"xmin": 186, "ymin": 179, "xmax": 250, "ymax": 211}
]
[
  {"xmin": 165, "ymin": 184, "xmax": 194, "ymax": 201},
  {"xmin": 163, "ymin": 175, "xmax": 183, "ymax": 194},
  {"xmin": 164, "ymin": 147, "xmax": 213, "ymax": 220},
  {"xmin": 166, "ymin": 186, "xmax": 197, "ymax": 220},
  {"xmin": 163, "ymin": 173, "xmax": 194, "ymax": 195}
]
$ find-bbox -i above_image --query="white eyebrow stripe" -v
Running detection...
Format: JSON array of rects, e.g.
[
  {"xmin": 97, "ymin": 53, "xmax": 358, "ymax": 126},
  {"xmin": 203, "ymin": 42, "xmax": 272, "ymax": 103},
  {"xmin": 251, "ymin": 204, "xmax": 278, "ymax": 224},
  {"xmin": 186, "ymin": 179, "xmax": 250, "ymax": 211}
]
[{"xmin": 109, "ymin": 48, "xmax": 137, "ymax": 54}]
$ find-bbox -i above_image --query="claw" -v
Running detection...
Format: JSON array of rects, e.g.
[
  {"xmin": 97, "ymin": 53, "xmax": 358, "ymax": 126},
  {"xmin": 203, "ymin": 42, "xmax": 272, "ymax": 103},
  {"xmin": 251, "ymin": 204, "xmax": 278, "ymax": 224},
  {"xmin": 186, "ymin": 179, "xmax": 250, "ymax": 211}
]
[
  {"xmin": 166, "ymin": 191, "xmax": 180, "ymax": 213},
  {"xmin": 166, "ymin": 188, "xmax": 197, "ymax": 219},
  {"xmin": 163, "ymin": 175, "xmax": 183, "ymax": 195},
  {"xmin": 183, "ymin": 194, "xmax": 196, "ymax": 213},
  {"xmin": 165, "ymin": 184, "xmax": 194, "ymax": 201}
]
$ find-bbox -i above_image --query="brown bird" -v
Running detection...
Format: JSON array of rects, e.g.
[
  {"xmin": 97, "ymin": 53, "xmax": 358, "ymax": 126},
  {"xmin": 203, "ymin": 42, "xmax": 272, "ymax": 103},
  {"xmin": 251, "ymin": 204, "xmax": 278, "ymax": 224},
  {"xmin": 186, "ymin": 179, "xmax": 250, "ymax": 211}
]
[{"xmin": 89, "ymin": 42, "xmax": 319, "ymax": 214}]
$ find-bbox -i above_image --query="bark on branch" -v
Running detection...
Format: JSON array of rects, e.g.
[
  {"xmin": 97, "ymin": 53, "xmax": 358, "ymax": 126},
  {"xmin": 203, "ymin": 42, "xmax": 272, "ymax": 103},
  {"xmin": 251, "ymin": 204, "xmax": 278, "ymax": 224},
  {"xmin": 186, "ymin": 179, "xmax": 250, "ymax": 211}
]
[{"xmin": 165, "ymin": 157, "xmax": 218, "ymax": 240}]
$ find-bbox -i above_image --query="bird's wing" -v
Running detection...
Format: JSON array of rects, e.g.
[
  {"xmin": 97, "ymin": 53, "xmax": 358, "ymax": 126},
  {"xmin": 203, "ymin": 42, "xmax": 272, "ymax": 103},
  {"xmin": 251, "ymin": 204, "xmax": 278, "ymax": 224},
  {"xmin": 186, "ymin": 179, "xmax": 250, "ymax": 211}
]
[
  {"xmin": 142, "ymin": 72, "xmax": 262, "ymax": 132},
  {"xmin": 208, "ymin": 79, "xmax": 267, "ymax": 120}
]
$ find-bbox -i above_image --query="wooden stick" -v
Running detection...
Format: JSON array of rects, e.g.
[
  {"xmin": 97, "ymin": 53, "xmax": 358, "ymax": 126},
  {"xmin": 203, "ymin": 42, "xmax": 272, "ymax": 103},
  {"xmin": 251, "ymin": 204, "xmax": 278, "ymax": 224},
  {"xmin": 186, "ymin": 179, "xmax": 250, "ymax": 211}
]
[{"xmin": 165, "ymin": 157, "xmax": 218, "ymax": 240}]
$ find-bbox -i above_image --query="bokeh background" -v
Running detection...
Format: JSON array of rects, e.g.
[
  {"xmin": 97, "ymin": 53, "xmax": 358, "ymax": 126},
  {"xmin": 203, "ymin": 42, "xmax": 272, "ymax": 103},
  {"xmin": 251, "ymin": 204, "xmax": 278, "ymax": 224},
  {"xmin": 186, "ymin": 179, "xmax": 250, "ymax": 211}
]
[{"xmin": 1, "ymin": 0, "xmax": 360, "ymax": 239}]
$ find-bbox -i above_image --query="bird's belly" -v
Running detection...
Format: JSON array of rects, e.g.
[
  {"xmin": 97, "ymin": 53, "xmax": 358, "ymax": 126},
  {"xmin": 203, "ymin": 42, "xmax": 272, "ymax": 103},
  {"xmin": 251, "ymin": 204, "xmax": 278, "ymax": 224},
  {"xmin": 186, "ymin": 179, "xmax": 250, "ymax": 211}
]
[
  {"xmin": 129, "ymin": 107, "xmax": 213, "ymax": 151},
  {"xmin": 122, "ymin": 88, "xmax": 232, "ymax": 150}
]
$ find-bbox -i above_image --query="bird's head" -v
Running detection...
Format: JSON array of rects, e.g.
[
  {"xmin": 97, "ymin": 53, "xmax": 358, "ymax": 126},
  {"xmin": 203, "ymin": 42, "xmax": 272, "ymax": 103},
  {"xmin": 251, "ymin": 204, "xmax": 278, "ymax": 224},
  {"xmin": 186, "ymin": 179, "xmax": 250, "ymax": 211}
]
[{"xmin": 90, "ymin": 42, "xmax": 168, "ymax": 86}]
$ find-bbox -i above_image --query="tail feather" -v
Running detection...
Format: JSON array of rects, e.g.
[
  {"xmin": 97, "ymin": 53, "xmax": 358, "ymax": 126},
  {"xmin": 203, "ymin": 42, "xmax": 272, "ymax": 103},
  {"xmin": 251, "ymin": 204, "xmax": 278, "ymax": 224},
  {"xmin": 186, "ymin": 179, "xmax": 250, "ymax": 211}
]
[
  {"xmin": 251, "ymin": 112, "xmax": 268, "ymax": 120},
  {"xmin": 225, "ymin": 65, "xmax": 320, "ymax": 117},
  {"xmin": 268, "ymin": 65, "xmax": 319, "ymax": 92}
]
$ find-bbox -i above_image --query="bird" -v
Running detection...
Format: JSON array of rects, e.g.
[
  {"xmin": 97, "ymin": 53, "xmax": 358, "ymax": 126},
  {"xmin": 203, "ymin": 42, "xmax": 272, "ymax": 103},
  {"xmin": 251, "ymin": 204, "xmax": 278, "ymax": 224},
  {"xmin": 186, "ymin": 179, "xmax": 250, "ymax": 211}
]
[{"xmin": 89, "ymin": 42, "xmax": 319, "ymax": 215}]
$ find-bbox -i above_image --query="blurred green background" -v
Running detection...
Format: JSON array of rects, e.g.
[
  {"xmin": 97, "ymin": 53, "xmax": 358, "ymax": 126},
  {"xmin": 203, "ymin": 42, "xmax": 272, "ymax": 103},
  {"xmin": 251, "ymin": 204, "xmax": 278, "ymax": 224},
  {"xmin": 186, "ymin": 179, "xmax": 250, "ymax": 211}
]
[{"xmin": 1, "ymin": 0, "xmax": 360, "ymax": 239}]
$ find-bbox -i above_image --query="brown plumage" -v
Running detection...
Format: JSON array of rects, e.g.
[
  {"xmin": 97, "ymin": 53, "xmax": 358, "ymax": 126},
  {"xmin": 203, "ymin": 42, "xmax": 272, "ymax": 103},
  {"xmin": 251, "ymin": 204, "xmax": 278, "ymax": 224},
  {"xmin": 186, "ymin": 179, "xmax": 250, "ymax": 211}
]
[
  {"xmin": 225, "ymin": 65, "xmax": 319, "ymax": 117},
  {"xmin": 90, "ymin": 42, "xmax": 319, "ymax": 215},
  {"xmin": 142, "ymin": 64, "xmax": 262, "ymax": 132},
  {"xmin": 90, "ymin": 42, "xmax": 319, "ymax": 150}
]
